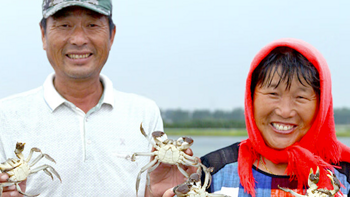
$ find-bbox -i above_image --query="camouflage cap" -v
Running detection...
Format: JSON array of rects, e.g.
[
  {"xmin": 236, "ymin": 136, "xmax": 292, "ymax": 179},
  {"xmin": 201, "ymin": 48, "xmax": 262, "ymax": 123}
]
[{"xmin": 42, "ymin": 0, "xmax": 112, "ymax": 18}]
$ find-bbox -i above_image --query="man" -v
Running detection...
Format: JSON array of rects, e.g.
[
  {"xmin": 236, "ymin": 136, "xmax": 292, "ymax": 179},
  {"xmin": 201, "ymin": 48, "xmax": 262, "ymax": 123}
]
[{"xmin": 0, "ymin": 0, "xmax": 168, "ymax": 196}]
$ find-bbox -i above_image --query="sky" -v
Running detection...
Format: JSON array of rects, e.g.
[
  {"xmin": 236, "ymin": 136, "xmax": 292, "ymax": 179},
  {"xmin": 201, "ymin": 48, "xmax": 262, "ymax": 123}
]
[{"xmin": 1, "ymin": 0, "xmax": 350, "ymax": 111}]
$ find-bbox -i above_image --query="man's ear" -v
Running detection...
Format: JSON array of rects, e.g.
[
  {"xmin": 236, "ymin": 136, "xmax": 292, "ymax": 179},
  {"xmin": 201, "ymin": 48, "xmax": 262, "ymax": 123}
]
[
  {"xmin": 109, "ymin": 26, "xmax": 116, "ymax": 50},
  {"xmin": 40, "ymin": 24, "xmax": 47, "ymax": 51}
]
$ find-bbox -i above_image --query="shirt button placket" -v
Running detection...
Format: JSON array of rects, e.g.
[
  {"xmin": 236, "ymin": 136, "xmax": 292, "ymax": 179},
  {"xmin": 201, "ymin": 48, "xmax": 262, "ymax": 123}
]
[{"xmin": 84, "ymin": 115, "xmax": 91, "ymax": 161}]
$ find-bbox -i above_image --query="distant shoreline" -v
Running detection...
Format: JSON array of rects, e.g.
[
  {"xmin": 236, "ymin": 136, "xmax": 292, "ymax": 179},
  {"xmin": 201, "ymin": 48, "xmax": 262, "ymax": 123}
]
[{"xmin": 164, "ymin": 127, "xmax": 350, "ymax": 137}]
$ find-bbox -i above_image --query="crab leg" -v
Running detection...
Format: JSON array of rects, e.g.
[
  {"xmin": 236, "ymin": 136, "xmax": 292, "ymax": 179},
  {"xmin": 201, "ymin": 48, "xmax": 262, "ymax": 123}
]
[
  {"xmin": 181, "ymin": 158, "xmax": 204, "ymax": 176},
  {"xmin": 278, "ymin": 185, "xmax": 305, "ymax": 197},
  {"xmin": 203, "ymin": 167, "xmax": 214, "ymax": 189},
  {"xmin": 30, "ymin": 164, "xmax": 62, "ymax": 182},
  {"xmin": 182, "ymin": 154, "xmax": 199, "ymax": 165},
  {"xmin": 15, "ymin": 182, "xmax": 39, "ymax": 197},
  {"xmin": 136, "ymin": 159, "xmax": 158, "ymax": 197},
  {"xmin": 0, "ymin": 182, "xmax": 17, "ymax": 197},
  {"xmin": 176, "ymin": 163, "xmax": 190, "ymax": 178},
  {"xmin": 131, "ymin": 152, "xmax": 156, "ymax": 162},
  {"xmin": 29, "ymin": 153, "xmax": 56, "ymax": 167},
  {"xmin": 0, "ymin": 159, "xmax": 19, "ymax": 171},
  {"xmin": 139, "ymin": 123, "xmax": 157, "ymax": 148},
  {"xmin": 207, "ymin": 193, "xmax": 231, "ymax": 197},
  {"xmin": 145, "ymin": 161, "xmax": 161, "ymax": 197},
  {"xmin": 25, "ymin": 148, "xmax": 41, "ymax": 163}
]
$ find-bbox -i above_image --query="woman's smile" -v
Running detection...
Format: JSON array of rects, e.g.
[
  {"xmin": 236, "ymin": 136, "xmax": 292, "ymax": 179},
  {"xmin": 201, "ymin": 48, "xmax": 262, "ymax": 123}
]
[{"xmin": 270, "ymin": 122, "xmax": 296, "ymax": 134}]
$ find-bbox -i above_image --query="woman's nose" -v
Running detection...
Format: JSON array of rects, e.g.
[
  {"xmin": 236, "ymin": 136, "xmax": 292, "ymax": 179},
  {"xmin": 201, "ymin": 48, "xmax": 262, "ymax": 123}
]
[{"xmin": 275, "ymin": 97, "xmax": 296, "ymax": 118}]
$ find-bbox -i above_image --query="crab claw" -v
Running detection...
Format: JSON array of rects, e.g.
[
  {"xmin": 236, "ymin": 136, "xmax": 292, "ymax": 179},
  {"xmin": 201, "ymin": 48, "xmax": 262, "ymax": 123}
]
[
  {"xmin": 152, "ymin": 131, "xmax": 165, "ymax": 138},
  {"xmin": 140, "ymin": 123, "xmax": 147, "ymax": 137},
  {"xmin": 173, "ymin": 182, "xmax": 192, "ymax": 197},
  {"xmin": 308, "ymin": 166, "xmax": 320, "ymax": 185},
  {"xmin": 326, "ymin": 170, "xmax": 341, "ymax": 196},
  {"xmin": 152, "ymin": 131, "xmax": 168, "ymax": 145},
  {"xmin": 189, "ymin": 173, "xmax": 200, "ymax": 183},
  {"xmin": 178, "ymin": 137, "xmax": 193, "ymax": 150},
  {"xmin": 15, "ymin": 142, "xmax": 25, "ymax": 154}
]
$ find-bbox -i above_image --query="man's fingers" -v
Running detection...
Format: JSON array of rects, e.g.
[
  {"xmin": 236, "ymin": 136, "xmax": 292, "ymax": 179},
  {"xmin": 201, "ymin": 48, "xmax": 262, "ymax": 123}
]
[
  {"xmin": 184, "ymin": 148, "xmax": 193, "ymax": 156},
  {"xmin": 186, "ymin": 165, "xmax": 199, "ymax": 174},
  {"xmin": 0, "ymin": 174, "xmax": 26, "ymax": 197},
  {"xmin": 0, "ymin": 173, "xmax": 19, "ymax": 194},
  {"xmin": 1, "ymin": 191, "xmax": 21, "ymax": 197},
  {"xmin": 0, "ymin": 185, "xmax": 22, "ymax": 197},
  {"xmin": 2, "ymin": 185, "xmax": 16, "ymax": 192},
  {"xmin": 162, "ymin": 187, "xmax": 175, "ymax": 197},
  {"xmin": 0, "ymin": 173, "xmax": 9, "ymax": 182}
]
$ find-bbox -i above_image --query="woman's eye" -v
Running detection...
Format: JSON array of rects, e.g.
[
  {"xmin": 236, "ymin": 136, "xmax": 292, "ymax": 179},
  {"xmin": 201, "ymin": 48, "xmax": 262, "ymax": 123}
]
[
  {"xmin": 297, "ymin": 95, "xmax": 307, "ymax": 99},
  {"xmin": 296, "ymin": 96, "xmax": 311, "ymax": 102},
  {"xmin": 88, "ymin": 24, "xmax": 97, "ymax": 27}
]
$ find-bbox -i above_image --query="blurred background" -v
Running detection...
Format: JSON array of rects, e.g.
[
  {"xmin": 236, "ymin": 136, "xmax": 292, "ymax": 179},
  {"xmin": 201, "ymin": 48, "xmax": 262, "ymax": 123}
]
[{"xmin": 1, "ymin": 0, "xmax": 349, "ymax": 155}]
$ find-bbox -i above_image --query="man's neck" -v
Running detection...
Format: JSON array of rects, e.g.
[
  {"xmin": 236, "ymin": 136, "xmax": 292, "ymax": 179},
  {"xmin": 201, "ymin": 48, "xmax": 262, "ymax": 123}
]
[{"xmin": 53, "ymin": 76, "xmax": 104, "ymax": 114}]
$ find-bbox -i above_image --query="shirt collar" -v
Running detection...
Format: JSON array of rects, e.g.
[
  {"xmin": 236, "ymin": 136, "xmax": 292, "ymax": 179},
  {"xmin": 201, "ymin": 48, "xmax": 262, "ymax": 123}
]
[
  {"xmin": 99, "ymin": 74, "xmax": 114, "ymax": 107},
  {"xmin": 43, "ymin": 73, "xmax": 115, "ymax": 112}
]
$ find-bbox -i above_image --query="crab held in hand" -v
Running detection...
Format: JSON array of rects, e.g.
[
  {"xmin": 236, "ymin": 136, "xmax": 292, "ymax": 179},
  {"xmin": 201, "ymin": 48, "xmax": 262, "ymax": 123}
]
[
  {"xmin": 131, "ymin": 123, "xmax": 204, "ymax": 197},
  {"xmin": 174, "ymin": 166, "xmax": 229, "ymax": 197},
  {"xmin": 0, "ymin": 142, "xmax": 61, "ymax": 197},
  {"xmin": 278, "ymin": 166, "xmax": 341, "ymax": 197}
]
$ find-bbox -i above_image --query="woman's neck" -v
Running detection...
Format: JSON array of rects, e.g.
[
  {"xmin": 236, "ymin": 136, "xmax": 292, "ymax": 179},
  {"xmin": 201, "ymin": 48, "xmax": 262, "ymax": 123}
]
[{"xmin": 254, "ymin": 155, "xmax": 288, "ymax": 175}]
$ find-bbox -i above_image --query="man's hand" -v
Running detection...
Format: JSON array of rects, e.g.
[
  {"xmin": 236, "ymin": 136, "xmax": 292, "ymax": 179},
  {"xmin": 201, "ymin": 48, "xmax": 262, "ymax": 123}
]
[
  {"xmin": 162, "ymin": 188, "xmax": 175, "ymax": 197},
  {"xmin": 145, "ymin": 148, "xmax": 199, "ymax": 197},
  {"xmin": 0, "ymin": 173, "xmax": 26, "ymax": 197}
]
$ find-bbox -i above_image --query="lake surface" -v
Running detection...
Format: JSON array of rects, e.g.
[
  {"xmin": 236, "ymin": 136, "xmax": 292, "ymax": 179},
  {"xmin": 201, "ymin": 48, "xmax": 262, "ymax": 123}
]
[{"xmin": 169, "ymin": 136, "xmax": 350, "ymax": 157}]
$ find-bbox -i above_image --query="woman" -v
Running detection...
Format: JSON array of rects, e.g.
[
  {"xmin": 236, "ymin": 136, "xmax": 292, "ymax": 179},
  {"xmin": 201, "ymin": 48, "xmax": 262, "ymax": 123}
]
[{"xmin": 198, "ymin": 38, "xmax": 350, "ymax": 197}]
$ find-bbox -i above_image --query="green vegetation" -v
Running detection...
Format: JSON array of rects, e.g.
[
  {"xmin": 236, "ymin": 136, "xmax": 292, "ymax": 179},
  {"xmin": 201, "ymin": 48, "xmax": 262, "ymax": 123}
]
[
  {"xmin": 161, "ymin": 108, "xmax": 350, "ymax": 137},
  {"xmin": 164, "ymin": 125, "xmax": 350, "ymax": 137},
  {"xmin": 165, "ymin": 128, "xmax": 248, "ymax": 136},
  {"xmin": 335, "ymin": 125, "xmax": 350, "ymax": 137}
]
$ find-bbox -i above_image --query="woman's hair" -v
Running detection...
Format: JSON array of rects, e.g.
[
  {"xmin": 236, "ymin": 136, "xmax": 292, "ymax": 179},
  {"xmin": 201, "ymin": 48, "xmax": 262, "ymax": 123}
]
[{"xmin": 251, "ymin": 47, "xmax": 320, "ymax": 98}]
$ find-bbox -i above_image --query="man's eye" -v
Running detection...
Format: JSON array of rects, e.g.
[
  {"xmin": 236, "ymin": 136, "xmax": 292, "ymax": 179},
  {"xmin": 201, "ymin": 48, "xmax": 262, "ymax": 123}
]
[{"xmin": 88, "ymin": 24, "xmax": 97, "ymax": 27}]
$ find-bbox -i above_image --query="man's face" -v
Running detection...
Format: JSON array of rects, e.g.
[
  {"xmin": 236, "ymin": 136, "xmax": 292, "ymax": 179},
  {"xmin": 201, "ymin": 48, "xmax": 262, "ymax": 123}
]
[{"xmin": 41, "ymin": 6, "xmax": 115, "ymax": 81}]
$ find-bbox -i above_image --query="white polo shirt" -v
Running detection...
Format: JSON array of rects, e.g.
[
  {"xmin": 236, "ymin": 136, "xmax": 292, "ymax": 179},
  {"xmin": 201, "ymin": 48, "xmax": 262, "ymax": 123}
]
[{"xmin": 0, "ymin": 73, "xmax": 163, "ymax": 196}]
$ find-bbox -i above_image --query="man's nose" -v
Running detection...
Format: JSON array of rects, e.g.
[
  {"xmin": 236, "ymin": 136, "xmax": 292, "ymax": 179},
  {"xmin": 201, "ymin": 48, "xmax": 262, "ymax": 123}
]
[{"xmin": 69, "ymin": 26, "xmax": 88, "ymax": 46}]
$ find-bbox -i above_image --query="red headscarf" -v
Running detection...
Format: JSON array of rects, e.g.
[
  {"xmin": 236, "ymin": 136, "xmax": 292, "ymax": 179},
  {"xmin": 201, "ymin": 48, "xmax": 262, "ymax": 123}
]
[{"xmin": 238, "ymin": 38, "xmax": 350, "ymax": 197}]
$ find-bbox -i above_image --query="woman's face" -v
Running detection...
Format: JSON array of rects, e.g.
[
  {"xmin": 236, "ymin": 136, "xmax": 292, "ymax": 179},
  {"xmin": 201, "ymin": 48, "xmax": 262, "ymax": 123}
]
[{"xmin": 253, "ymin": 68, "xmax": 319, "ymax": 150}]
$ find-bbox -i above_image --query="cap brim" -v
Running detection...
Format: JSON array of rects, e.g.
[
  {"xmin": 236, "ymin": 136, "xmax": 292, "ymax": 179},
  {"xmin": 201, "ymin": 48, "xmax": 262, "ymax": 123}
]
[{"xmin": 43, "ymin": 2, "xmax": 110, "ymax": 18}]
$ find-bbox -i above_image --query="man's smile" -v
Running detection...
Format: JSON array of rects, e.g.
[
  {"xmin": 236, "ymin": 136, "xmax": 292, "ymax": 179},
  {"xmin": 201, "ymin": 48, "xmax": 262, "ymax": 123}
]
[{"xmin": 66, "ymin": 53, "xmax": 92, "ymax": 59}]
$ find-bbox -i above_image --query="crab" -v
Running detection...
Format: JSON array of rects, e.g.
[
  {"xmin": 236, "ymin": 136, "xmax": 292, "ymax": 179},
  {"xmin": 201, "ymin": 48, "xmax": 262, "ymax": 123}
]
[
  {"xmin": 131, "ymin": 124, "xmax": 204, "ymax": 197},
  {"xmin": 278, "ymin": 166, "xmax": 341, "ymax": 197},
  {"xmin": 173, "ymin": 166, "xmax": 229, "ymax": 197},
  {"xmin": 0, "ymin": 142, "xmax": 61, "ymax": 197}
]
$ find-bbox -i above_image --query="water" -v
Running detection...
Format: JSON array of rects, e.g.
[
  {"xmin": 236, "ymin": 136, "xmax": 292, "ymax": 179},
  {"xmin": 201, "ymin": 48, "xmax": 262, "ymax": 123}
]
[{"xmin": 170, "ymin": 136, "xmax": 350, "ymax": 157}]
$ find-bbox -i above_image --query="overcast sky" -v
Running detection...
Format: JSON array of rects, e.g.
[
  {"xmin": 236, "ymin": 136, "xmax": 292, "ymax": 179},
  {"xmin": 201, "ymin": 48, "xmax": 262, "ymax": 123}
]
[{"xmin": 1, "ymin": 0, "xmax": 350, "ymax": 111}]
